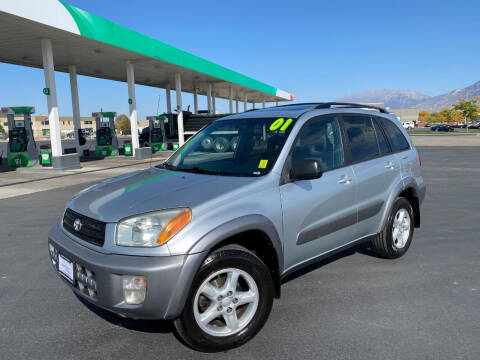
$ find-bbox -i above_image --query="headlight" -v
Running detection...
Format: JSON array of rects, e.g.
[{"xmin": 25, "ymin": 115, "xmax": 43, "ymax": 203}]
[{"xmin": 116, "ymin": 208, "xmax": 191, "ymax": 247}]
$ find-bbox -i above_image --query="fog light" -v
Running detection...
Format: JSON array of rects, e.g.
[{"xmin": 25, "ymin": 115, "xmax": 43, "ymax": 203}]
[
  {"xmin": 49, "ymin": 243, "xmax": 58, "ymax": 265},
  {"xmin": 122, "ymin": 276, "xmax": 147, "ymax": 305}
]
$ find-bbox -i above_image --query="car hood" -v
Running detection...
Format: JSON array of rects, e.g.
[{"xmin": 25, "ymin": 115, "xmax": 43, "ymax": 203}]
[{"xmin": 68, "ymin": 167, "xmax": 258, "ymax": 223}]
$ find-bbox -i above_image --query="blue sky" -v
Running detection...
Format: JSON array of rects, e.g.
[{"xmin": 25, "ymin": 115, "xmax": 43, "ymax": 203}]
[{"xmin": 1, "ymin": 0, "xmax": 479, "ymax": 118}]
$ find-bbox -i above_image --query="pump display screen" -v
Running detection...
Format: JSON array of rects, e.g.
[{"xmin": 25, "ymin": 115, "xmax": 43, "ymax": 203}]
[
  {"xmin": 97, "ymin": 128, "xmax": 112, "ymax": 146},
  {"xmin": 151, "ymin": 128, "xmax": 163, "ymax": 143},
  {"xmin": 9, "ymin": 128, "xmax": 28, "ymax": 152}
]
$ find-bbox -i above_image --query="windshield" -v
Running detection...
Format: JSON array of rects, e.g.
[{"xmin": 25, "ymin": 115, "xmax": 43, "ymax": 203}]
[{"xmin": 162, "ymin": 117, "xmax": 297, "ymax": 176}]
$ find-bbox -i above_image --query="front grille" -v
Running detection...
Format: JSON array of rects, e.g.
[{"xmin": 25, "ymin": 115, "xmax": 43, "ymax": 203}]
[{"xmin": 63, "ymin": 208, "xmax": 106, "ymax": 247}]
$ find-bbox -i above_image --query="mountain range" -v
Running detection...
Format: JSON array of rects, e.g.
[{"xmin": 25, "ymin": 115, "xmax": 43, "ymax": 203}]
[{"xmin": 337, "ymin": 80, "xmax": 480, "ymax": 112}]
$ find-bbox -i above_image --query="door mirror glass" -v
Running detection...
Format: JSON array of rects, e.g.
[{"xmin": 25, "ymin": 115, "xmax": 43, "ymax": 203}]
[{"xmin": 291, "ymin": 159, "xmax": 323, "ymax": 181}]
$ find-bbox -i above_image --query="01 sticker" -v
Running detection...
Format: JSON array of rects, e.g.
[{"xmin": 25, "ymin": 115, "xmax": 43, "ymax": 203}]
[{"xmin": 269, "ymin": 118, "xmax": 293, "ymax": 132}]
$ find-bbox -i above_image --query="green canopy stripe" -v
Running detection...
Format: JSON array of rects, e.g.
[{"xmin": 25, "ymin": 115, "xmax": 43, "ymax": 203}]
[{"xmin": 61, "ymin": 2, "xmax": 278, "ymax": 96}]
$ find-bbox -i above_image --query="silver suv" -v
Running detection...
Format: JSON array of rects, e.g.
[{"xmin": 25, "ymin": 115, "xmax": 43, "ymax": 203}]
[{"xmin": 48, "ymin": 103, "xmax": 425, "ymax": 351}]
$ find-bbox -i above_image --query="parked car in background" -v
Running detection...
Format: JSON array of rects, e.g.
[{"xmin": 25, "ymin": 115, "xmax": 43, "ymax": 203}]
[
  {"xmin": 0, "ymin": 132, "xmax": 7, "ymax": 140},
  {"xmin": 466, "ymin": 122, "xmax": 480, "ymax": 129},
  {"xmin": 431, "ymin": 125, "xmax": 454, "ymax": 132},
  {"xmin": 402, "ymin": 121, "xmax": 415, "ymax": 130}
]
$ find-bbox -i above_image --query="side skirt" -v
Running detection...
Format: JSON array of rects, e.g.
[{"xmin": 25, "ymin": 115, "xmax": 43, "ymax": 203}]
[{"xmin": 280, "ymin": 233, "xmax": 378, "ymax": 281}]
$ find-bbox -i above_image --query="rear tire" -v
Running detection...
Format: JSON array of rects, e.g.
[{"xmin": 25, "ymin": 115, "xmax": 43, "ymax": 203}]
[
  {"xmin": 174, "ymin": 245, "xmax": 274, "ymax": 352},
  {"xmin": 371, "ymin": 197, "xmax": 414, "ymax": 259}
]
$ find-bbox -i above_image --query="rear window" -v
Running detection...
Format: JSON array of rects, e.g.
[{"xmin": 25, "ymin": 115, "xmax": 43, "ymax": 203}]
[{"xmin": 377, "ymin": 117, "xmax": 410, "ymax": 152}]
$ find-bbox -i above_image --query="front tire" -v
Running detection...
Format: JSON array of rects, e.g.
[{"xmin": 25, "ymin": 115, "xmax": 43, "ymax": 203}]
[
  {"xmin": 174, "ymin": 245, "xmax": 274, "ymax": 352},
  {"xmin": 371, "ymin": 197, "xmax": 414, "ymax": 259}
]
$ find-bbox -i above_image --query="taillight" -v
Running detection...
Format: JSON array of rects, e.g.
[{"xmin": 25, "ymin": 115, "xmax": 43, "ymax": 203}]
[{"xmin": 418, "ymin": 152, "xmax": 422, "ymax": 166}]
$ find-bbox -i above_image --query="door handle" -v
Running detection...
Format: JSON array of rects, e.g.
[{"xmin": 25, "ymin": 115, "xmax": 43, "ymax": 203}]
[
  {"xmin": 384, "ymin": 161, "xmax": 395, "ymax": 169},
  {"xmin": 337, "ymin": 175, "xmax": 353, "ymax": 184}
]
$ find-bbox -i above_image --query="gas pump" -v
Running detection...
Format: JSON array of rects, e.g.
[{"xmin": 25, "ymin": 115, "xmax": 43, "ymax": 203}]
[
  {"xmin": 93, "ymin": 112, "xmax": 118, "ymax": 157},
  {"xmin": 145, "ymin": 115, "xmax": 167, "ymax": 152},
  {"xmin": 2, "ymin": 106, "xmax": 38, "ymax": 167}
]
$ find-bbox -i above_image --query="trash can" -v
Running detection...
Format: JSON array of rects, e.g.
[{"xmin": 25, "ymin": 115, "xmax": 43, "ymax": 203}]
[
  {"xmin": 124, "ymin": 142, "xmax": 132, "ymax": 156},
  {"xmin": 39, "ymin": 144, "xmax": 52, "ymax": 167}
]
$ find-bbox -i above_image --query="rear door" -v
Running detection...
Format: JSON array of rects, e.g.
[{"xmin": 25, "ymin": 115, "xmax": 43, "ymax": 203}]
[
  {"xmin": 342, "ymin": 115, "xmax": 400, "ymax": 238},
  {"xmin": 376, "ymin": 116, "xmax": 413, "ymax": 179},
  {"xmin": 280, "ymin": 115, "xmax": 357, "ymax": 271}
]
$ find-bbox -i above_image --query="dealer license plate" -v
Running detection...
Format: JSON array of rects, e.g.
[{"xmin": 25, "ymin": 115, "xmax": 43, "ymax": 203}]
[{"xmin": 58, "ymin": 254, "xmax": 74, "ymax": 284}]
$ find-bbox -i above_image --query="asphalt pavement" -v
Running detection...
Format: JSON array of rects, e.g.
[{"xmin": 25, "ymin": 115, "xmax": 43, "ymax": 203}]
[{"xmin": 0, "ymin": 146, "xmax": 479, "ymax": 359}]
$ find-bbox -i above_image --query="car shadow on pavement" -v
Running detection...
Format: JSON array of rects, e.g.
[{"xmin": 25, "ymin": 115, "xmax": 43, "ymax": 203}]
[
  {"xmin": 281, "ymin": 242, "xmax": 381, "ymax": 284},
  {"xmin": 75, "ymin": 294, "xmax": 174, "ymax": 334}
]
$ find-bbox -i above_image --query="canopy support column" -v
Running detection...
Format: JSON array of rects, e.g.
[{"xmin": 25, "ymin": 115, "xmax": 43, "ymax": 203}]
[
  {"xmin": 166, "ymin": 84, "xmax": 172, "ymax": 114},
  {"xmin": 68, "ymin": 65, "xmax": 82, "ymax": 156},
  {"xmin": 275, "ymin": 101, "xmax": 279, "ymax": 107},
  {"xmin": 175, "ymin": 73, "xmax": 184, "ymax": 146},
  {"xmin": 212, "ymin": 87, "xmax": 216, "ymax": 114},
  {"xmin": 126, "ymin": 60, "xmax": 140, "ymax": 156},
  {"xmin": 262, "ymin": 101, "xmax": 265, "ymax": 109},
  {"xmin": 41, "ymin": 39, "xmax": 62, "ymax": 160},
  {"xmin": 207, "ymin": 83, "xmax": 213, "ymax": 114},
  {"xmin": 229, "ymin": 86, "xmax": 233, "ymax": 113},
  {"xmin": 243, "ymin": 95, "xmax": 247, "ymax": 112},
  {"xmin": 193, "ymin": 80, "xmax": 198, "ymax": 114},
  {"xmin": 235, "ymin": 90, "xmax": 239, "ymax": 113}
]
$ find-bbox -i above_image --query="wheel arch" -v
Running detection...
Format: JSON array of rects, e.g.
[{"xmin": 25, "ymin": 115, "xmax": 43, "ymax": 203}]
[
  {"xmin": 397, "ymin": 187, "xmax": 421, "ymax": 228},
  {"xmin": 378, "ymin": 178, "xmax": 422, "ymax": 233},
  {"xmin": 188, "ymin": 215, "xmax": 283, "ymax": 299}
]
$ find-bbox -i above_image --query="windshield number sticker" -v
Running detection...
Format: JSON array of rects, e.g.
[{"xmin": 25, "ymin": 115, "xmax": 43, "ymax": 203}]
[
  {"xmin": 269, "ymin": 118, "xmax": 293, "ymax": 132},
  {"xmin": 258, "ymin": 159, "xmax": 268, "ymax": 169}
]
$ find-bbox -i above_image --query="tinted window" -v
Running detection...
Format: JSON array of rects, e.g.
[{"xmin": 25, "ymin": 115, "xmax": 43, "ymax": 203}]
[
  {"xmin": 343, "ymin": 116, "xmax": 379, "ymax": 162},
  {"xmin": 373, "ymin": 118, "xmax": 391, "ymax": 154},
  {"xmin": 378, "ymin": 117, "xmax": 409, "ymax": 152},
  {"xmin": 290, "ymin": 116, "xmax": 344, "ymax": 171}
]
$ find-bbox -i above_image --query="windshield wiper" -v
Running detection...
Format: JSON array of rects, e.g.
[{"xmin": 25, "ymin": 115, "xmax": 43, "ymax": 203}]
[
  {"xmin": 158, "ymin": 163, "xmax": 255, "ymax": 177},
  {"xmin": 158, "ymin": 163, "xmax": 178, "ymax": 170},
  {"xmin": 177, "ymin": 167, "xmax": 224, "ymax": 175}
]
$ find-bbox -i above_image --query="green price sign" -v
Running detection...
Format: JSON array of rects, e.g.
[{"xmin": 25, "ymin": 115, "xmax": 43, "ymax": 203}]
[{"xmin": 43, "ymin": 88, "xmax": 50, "ymax": 95}]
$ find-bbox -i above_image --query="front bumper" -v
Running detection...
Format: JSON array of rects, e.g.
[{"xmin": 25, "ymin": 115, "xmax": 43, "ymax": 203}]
[{"xmin": 48, "ymin": 223, "xmax": 206, "ymax": 320}]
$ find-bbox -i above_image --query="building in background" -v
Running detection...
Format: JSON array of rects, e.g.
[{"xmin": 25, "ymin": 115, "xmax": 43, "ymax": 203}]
[
  {"xmin": 360, "ymin": 103, "xmax": 420, "ymax": 124},
  {"xmin": 1, "ymin": 115, "xmax": 97, "ymax": 139},
  {"xmin": 388, "ymin": 108, "xmax": 420, "ymax": 124},
  {"xmin": 1, "ymin": 115, "xmax": 148, "ymax": 139}
]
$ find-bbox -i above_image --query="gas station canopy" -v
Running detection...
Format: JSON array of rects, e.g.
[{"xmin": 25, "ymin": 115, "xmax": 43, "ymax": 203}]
[{"xmin": 0, "ymin": 1, "xmax": 294, "ymax": 102}]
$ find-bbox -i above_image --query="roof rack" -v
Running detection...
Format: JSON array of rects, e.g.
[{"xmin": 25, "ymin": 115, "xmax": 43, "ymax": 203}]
[
  {"xmin": 313, "ymin": 102, "xmax": 389, "ymax": 114},
  {"xmin": 265, "ymin": 102, "xmax": 389, "ymax": 114}
]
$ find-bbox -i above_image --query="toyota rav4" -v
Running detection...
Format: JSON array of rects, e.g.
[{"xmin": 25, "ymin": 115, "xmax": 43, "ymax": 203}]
[{"xmin": 48, "ymin": 103, "xmax": 426, "ymax": 351}]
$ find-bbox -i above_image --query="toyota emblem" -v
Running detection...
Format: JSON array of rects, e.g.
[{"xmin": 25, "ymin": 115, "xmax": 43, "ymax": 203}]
[{"xmin": 73, "ymin": 218, "xmax": 83, "ymax": 231}]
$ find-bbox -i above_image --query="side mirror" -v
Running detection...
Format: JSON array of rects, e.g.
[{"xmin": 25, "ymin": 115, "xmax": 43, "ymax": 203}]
[{"xmin": 290, "ymin": 159, "xmax": 323, "ymax": 181}]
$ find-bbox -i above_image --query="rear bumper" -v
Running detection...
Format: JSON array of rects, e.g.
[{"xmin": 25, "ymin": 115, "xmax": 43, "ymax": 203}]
[
  {"xmin": 418, "ymin": 183, "xmax": 426, "ymax": 205},
  {"xmin": 48, "ymin": 223, "xmax": 206, "ymax": 320}
]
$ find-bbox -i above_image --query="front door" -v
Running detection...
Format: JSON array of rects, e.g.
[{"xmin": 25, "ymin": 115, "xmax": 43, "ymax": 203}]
[{"xmin": 280, "ymin": 115, "xmax": 357, "ymax": 271}]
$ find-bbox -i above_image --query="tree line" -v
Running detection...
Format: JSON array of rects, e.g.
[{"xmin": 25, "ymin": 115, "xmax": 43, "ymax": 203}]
[{"xmin": 419, "ymin": 98, "xmax": 479, "ymax": 124}]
